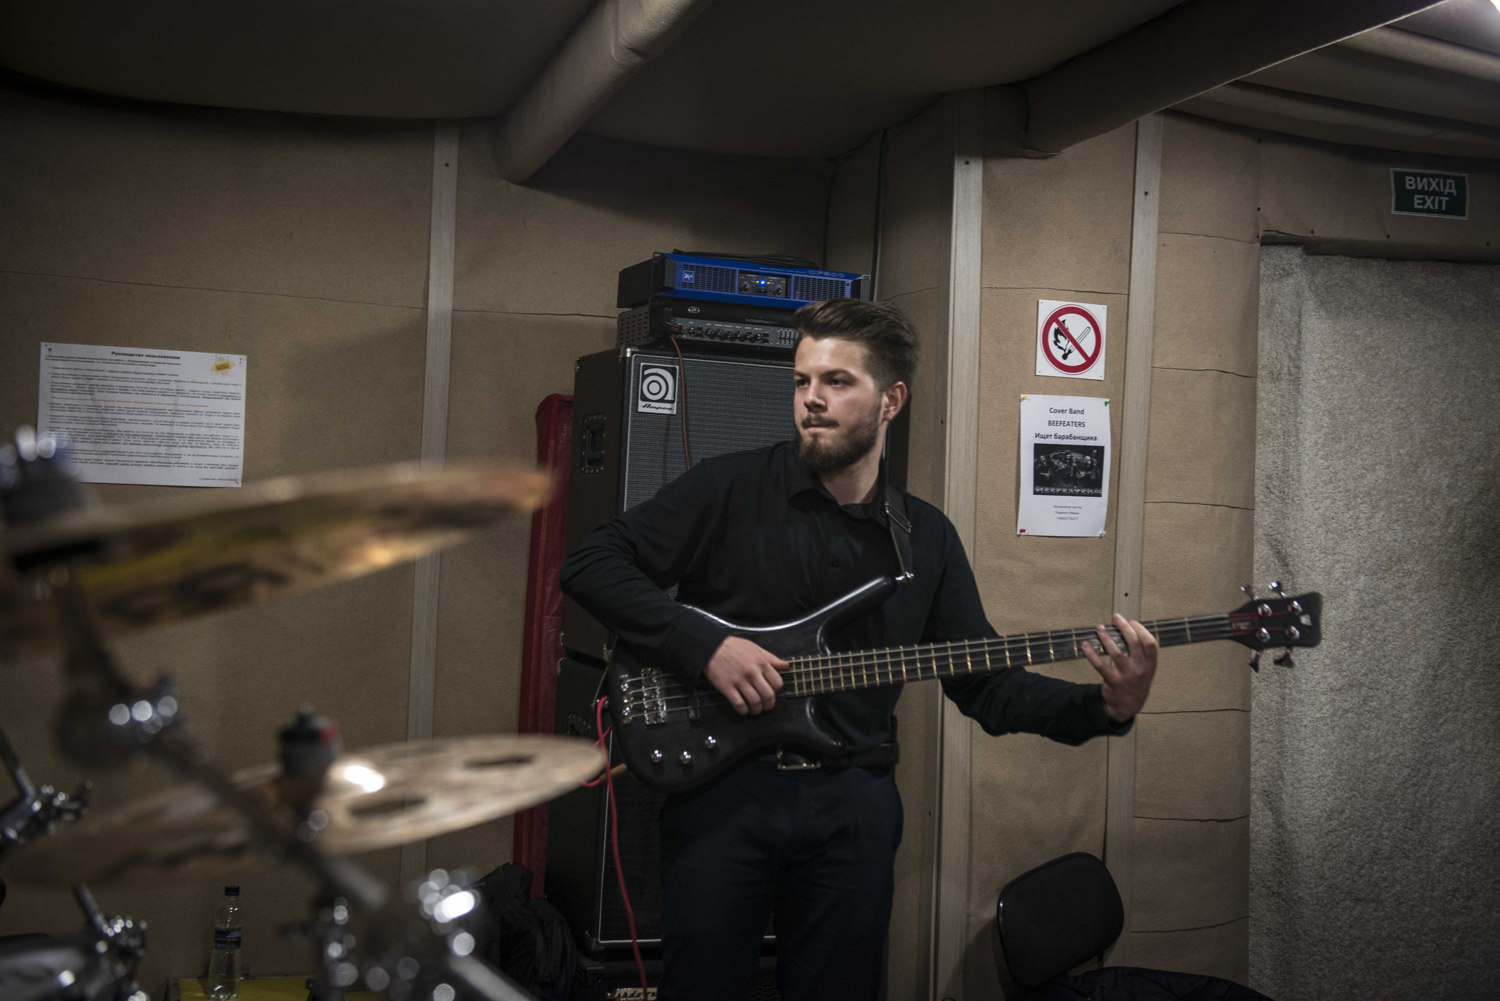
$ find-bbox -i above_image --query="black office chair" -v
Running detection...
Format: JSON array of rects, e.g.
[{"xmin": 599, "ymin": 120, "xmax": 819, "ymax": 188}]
[{"xmin": 994, "ymin": 853, "xmax": 1274, "ymax": 1000}]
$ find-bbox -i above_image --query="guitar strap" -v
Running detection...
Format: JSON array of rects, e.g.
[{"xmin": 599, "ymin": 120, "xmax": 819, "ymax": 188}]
[{"xmin": 883, "ymin": 477, "xmax": 916, "ymax": 583}]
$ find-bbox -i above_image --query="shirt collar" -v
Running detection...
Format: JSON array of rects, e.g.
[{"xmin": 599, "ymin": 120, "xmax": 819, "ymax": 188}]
[{"xmin": 780, "ymin": 439, "xmax": 890, "ymax": 525}]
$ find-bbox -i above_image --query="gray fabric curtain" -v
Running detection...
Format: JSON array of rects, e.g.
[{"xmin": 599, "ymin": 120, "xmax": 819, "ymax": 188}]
[{"xmin": 1252, "ymin": 245, "xmax": 1500, "ymax": 1000}]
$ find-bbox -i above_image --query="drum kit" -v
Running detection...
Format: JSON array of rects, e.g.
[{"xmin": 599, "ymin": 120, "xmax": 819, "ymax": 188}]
[{"xmin": 0, "ymin": 428, "xmax": 606, "ymax": 1001}]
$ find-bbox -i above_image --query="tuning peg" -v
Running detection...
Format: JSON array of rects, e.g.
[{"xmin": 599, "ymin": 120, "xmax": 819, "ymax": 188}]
[
  {"xmin": 1269, "ymin": 581, "xmax": 1287, "ymax": 597},
  {"xmin": 1274, "ymin": 647, "xmax": 1296, "ymax": 668},
  {"xmin": 1241, "ymin": 584, "xmax": 1258, "ymax": 601},
  {"xmin": 1248, "ymin": 650, "xmax": 1261, "ymax": 672}
]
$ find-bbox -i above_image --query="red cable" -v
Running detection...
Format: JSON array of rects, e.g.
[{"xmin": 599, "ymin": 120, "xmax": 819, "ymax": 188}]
[{"xmin": 582, "ymin": 697, "xmax": 649, "ymax": 994}]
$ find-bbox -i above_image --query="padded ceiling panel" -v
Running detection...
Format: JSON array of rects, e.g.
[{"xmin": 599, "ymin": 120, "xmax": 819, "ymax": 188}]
[
  {"xmin": 578, "ymin": 0, "xmax": 1184, "ymax": 156},
  {"xmin": 1393, "ymin": 0, "xmax": 1500, "ymax": 53},
  {"xmin": 1246, "ymin": 31, "xmax": 1500, "ymax": 129},
  {"xmin": 0, "ymin": 0, "xmax": 595, "ymax": 118}
]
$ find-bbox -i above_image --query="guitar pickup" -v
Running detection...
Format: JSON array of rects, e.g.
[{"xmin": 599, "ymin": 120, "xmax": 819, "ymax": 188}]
[{"xmin": 686, "ymin": 689, "xmax": 702, "ymax": 723}]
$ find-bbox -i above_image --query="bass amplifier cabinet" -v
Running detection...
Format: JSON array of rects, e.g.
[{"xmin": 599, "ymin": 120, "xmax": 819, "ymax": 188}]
[{"xmin": 559, "ymin": 346, "xmax": 796, "ymax": 662}]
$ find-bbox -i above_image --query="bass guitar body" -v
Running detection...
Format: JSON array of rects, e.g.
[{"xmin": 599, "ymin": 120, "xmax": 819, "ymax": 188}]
[{"xmin": 604, "ymin": 577, "xmax": 896, "ymax": 794}]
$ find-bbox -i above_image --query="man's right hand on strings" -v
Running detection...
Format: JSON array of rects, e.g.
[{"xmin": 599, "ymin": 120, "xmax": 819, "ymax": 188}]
[{"xmin": 705, "ymin": 636, "xmax": 787, "ymax": 715}]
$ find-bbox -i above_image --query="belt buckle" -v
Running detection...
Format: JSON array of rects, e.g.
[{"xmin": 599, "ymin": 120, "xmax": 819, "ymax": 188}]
[{"xmin": 775, "ymin": 748, "xmax": 821, "ymax": 772}]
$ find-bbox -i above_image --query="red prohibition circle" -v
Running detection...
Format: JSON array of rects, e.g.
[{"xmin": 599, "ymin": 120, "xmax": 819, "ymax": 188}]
[{"xmin": 1040, "ymin": 305, "xmax": 1102, "ymax": 374}]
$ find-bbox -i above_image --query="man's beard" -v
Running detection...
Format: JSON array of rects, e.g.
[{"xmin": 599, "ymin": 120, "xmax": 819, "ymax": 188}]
[{"xmin": 797, "ymin": 402, "xmax": 882, "ymax": 473}]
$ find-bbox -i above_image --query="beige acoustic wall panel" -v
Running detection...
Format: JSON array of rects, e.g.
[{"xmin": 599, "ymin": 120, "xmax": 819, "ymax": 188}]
[
  {"xmin": 1153, "ymin": 235, "xmax": 1260, "ymax": 377},
  {"xmin": 1144, "ymin": 369, "xmax": 1257, "ymax": 509},
  {"xmin": 1132, "ymin": 817, "xmax": 1250, "ymax": 931},
  {"xmin": 878, "ymin": 104, "xmax": 954, "ymax": 301},
  {"xmin": 0, "ymin": 87, "xmax": 432, "ymax": 308},
  {"xmin": 982, "ymin": 122, "xmax": 1136, "ymax": 296},
  {"xmin": 1133, "ymin": 111, "xmax": 1262, "ymax": 981},
  {"xmin": 1159, "ymin": 117, "xmax": 1260, "ymax": 244},
  {"xmin": 965, "ymin": 121, "xmax": 1137, "ymax": 996},
  {"xmin": 0, "ymin": 81, "xmax": 432, "ymax": 990},
  {"xmin": 825, "ymin": 136, "xmax": 880, "ymax": 278},
  {"xmin": 1134, "ymin": 712, "xmax": 1251, "ymax": 820}
]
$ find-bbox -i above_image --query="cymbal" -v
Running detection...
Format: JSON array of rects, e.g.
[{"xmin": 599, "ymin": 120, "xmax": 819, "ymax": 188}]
[
  {"xmin": 5, "ymin": 734, "xmax": 605, "ymax": 885},
  {"xmin": 0, "ymin": 461, "xmax": 553, "ymax": 660}
]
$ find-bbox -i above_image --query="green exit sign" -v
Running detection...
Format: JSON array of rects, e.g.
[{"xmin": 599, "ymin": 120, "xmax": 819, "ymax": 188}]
[{"xmin": 1391, "ymin": 168, "xmax": 1468, "ymax": 219}]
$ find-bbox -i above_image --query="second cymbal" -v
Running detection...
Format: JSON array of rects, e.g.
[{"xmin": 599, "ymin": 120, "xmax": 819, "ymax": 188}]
[{"xmin": 4, "ymin": 733, "xmax": 605, "ymax": 886}]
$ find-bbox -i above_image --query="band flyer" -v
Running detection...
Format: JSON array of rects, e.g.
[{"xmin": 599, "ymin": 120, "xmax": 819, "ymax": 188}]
[
  {"xmin": 37, "ymin": 343, "xmax": 247, "ymax": 487},
  {"xmin": 1017, "ymin": 394, "xmax": 1110, "ymax": 537}
]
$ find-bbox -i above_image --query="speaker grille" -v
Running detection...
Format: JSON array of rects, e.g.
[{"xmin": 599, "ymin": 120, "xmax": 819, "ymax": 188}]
[
  {"xmin": 623, "ymin": 353, "xmax": 794, "ymax": 512},
  {"xmin": 675, "ymin": 263, "xmax": 737, "ymax": 294},
  {"xmin": 792, "ymin": 275, "xmax": 848, "ymax": 302}
]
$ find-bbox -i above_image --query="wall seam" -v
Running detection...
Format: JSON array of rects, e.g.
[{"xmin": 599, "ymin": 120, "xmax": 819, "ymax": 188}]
[
  {"xmin": 980, "ymin": 284, "xmax": 1128, "ymax": 295},
  {"xmin": 401, "ymin": 122, "xmax": 459, "ymax": 889},
  {"xmin": 1158, "ymin": 230, "xmax": 1260, "ymax": 245},
  {"xmin": 1150, "ymin": 366, "xmax": 1255, "ymax": 379},
  {"xmin": 1145, "ymin": 500, "xmax": 1253, "ymax": 511},
  {"xmin": 934, "ymin": 87, "xmax": 983, "ymax": 1001},
  {"xmin": 1141, "ymin": 707, "xmax": 1249, "ymax": 714},
  {"xmin": 451, "ymin": 307, "xmax": 615, "ymax": 319},
  {"xmin": 1105, "ymin": 112, "xmax": 1163, "ymax": 968},
  {"xmin": 1134, "ymin": 917, "xmax": 1248, "ymax": 934}
]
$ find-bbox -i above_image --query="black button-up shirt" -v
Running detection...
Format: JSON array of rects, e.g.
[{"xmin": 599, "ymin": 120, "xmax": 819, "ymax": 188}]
[{"xmin": 560, "ymin": 441, "xmax": 1127, "ymax": 750}]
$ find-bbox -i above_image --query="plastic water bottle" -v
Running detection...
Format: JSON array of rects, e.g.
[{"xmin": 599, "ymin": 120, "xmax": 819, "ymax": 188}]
[{"xmin": 206, "ymin": 885, "xmax": 242, "ymax": 999}]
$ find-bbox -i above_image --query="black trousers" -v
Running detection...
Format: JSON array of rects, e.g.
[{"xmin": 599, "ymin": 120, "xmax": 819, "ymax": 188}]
[{"xmin": 656, "ymin": 760, "xmax": 903, "ymax": 1001}]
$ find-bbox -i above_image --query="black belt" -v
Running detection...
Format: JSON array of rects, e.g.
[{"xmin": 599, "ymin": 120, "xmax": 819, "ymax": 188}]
[{"xmin": 757, "ymin": 742, "xmax": 900, "ymax": 772}]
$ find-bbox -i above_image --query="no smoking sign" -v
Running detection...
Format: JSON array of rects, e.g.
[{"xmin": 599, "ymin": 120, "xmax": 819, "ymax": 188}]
[{"xmin": 1036, "ymin": 300, "xmax": 1106, "ymax": 380}]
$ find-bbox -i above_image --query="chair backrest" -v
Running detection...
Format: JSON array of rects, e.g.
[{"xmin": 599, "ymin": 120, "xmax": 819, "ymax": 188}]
[{"xmin": 994, "ymin": 852, "xmax": 1125, "ymax": 989}]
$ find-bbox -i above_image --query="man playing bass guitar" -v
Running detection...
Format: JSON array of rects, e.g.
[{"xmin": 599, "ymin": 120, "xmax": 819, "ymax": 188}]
[{"xmin": 560, "ymin": 297, "xmax": 1158, "ymax": 1001}]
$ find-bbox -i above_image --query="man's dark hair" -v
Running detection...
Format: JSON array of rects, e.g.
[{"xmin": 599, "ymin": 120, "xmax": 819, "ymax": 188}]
[{"xmin": 793, "ymin": 298, "xmax": 918, "ymax": 390}]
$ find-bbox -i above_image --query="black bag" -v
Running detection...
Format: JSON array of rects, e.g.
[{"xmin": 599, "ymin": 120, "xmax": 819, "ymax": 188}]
[{"xmin": 474, "ymin": 863, "xmax": 579, "ymax": 1001}]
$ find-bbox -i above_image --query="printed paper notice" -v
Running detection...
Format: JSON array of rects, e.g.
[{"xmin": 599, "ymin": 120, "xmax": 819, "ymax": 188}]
[
  {"xmin": 1018, "ymin": 394, "xmax": 1110, "ymax": 537},
  {"xmin": 38, "ymin": 343, "xmax": 247, "ymax": 487}
]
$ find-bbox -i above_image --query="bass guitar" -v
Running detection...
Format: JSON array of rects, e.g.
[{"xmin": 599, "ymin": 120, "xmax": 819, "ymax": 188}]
[{"xmin": 606, "ymin": 577, "xmax": 1320, "ymax": 794}]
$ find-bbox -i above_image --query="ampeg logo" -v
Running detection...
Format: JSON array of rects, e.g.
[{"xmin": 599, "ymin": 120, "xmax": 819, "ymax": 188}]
[{"xmin": 637, "ymin": 364, "xmax": 678, "ymax": 415}]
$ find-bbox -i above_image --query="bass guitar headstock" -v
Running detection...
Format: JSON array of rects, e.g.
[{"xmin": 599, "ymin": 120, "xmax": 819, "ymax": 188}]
[{"xmin": 1228, "ymin": 581, "xmax": 1322, "ymax": 671}]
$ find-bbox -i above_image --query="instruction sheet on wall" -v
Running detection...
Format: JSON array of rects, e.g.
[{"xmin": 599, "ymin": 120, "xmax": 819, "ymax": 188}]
[
  {"xmin": 1018, "ymin": 394, "xmax": 1110, "ymax": 537},
  {"xmin": 37, "ymin": 343, "xmax": 247, "ymax": 487}
]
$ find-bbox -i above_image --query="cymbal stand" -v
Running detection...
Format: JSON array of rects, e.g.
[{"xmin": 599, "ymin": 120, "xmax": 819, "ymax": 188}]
[
  {"xmin": 42, "ymin": 570, "xmax": 536, "ymax": 1001},
  {"xmin": 0, "ymin": 721, "xmax": 89, "ymax": 852},
  {"xmin": 73, "ymin": 883, "xmax": 149, "ymax": 1001}
]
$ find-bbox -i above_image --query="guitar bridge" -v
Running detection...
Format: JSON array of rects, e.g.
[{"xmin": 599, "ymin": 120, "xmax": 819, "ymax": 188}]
[{"xmin": 617, "ymin": 667, "xmax": 668, "ymax": 725}]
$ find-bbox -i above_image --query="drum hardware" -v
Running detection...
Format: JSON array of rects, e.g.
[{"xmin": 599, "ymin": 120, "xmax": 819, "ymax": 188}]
[
  {"xmin": 1, "ymin": 724, "xmax": 90, "ymax": 849},
  {"xmin": 0, "ymin": 429, "xmax": 586, "ymax": 1001},
  {"xmin": 0, "ymin": 718, "xmax": 143, "ymax": 1001},
  {"xmin": 0, "ymin": 886, "xmax": 148, "ymax": 1001}
]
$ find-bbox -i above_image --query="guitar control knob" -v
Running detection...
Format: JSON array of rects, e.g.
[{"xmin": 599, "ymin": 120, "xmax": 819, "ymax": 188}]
[
  {"xmin": 703, "ymin": 736, "xmax": 717, "ymax": 750},
  {"xmin": 678, "ymin": 750, "xmax": 693, "ymax": 765},
  {"xmin": 650, "ymin": 749, "xmax": 663, "ymax": 764}
]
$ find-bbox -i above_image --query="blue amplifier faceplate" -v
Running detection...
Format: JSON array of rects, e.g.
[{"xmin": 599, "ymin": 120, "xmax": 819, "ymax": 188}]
[{"xmin": 662, "ymin": 253, "xmax": 867, "ymax": 309}]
